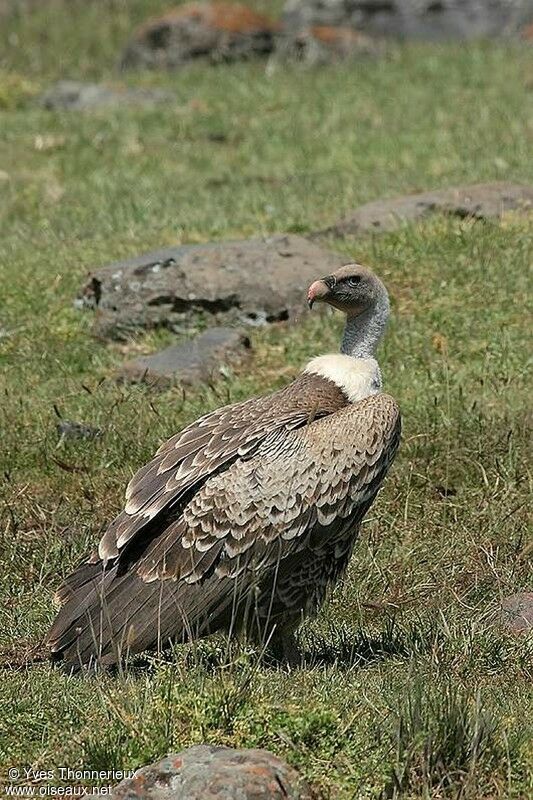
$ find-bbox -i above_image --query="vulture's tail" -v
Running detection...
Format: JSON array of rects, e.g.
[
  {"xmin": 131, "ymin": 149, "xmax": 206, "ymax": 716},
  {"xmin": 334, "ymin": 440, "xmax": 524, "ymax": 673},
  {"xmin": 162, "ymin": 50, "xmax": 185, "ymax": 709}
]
[{"xmin": 46, "ymin": 558, "xmax": 240, "ymax": 671}]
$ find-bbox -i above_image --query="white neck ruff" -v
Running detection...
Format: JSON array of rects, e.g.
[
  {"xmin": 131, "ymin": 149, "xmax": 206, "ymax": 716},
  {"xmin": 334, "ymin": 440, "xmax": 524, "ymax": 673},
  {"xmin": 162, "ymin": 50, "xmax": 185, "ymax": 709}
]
[{"xmin": 304, "ymin": 355, "xmax": 382, "ymax": 403}]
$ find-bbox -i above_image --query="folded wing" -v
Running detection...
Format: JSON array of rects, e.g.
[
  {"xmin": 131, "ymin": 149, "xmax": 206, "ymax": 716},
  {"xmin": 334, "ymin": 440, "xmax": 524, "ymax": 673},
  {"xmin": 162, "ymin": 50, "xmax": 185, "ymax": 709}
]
[
  {"xmin": 97, "ymin": 372, "xmax": 347, "ymax": 561},
  {"xmin": 138, "ymin": 393, "xmax": 400, "ymax": 583}
]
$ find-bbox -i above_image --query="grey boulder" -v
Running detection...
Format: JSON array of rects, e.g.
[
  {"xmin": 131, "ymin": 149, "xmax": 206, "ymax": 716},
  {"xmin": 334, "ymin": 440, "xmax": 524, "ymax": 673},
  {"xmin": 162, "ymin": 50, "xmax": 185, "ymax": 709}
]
[
  {"xmin": 97, "ymin": 744, "xmax": 315, "ymax": 799},
  {"xmin": 282, "ymin": 0, "xmax": 533, "ymax": 41},
  {"xmin": 322, "ymin": 182, "xmax": 533, "ymax": 237},
  {"xmin": 77, "ymin": 234, "xmax": 345, "ymax": 340}
]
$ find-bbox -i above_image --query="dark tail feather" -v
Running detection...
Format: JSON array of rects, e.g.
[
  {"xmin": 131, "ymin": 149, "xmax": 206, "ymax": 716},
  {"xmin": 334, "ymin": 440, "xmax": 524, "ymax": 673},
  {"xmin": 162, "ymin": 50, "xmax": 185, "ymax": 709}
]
[
  {"xmin": 46, "ymin": 559, "xmax": 118, "ymax": 665},
  {"xmin": 53, "ymin": 551, "xmax": 103, "ymax": 607},
  {"xmin": 46, "ymin": 560, "xmax": 248, "ymax": 671}
]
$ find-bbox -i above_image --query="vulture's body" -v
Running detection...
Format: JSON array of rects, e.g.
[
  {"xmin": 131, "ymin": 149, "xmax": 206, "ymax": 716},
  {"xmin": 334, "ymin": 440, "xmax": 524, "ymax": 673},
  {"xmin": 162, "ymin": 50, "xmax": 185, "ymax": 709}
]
[{"xmin": 47, "ymin": 265, "xmax": 401, "ymax": 669}]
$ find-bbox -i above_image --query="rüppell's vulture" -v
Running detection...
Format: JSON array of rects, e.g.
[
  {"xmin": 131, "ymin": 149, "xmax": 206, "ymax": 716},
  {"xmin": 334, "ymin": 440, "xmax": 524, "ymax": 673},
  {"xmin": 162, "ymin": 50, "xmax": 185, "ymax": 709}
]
[{"xmin": 47, "ymin": 264, "xmax": 401, "ymax": 669}]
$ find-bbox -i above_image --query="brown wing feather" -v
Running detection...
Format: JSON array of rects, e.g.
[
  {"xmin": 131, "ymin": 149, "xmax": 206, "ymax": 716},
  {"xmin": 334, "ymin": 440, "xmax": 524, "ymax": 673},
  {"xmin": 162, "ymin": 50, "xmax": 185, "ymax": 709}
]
[
  {"xmin": 98, "ymin": 373, "xmax": 347, "ymax": 560},
  {"xmin": 136, "ymin": 394, "xmax": 400, "ymax": 584}
]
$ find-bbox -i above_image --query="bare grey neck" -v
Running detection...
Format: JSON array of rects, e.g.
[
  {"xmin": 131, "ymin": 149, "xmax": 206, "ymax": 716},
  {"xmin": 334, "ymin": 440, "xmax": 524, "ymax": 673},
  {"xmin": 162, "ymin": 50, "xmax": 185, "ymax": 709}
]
[{"xmin": 340, "ymin": 293, "xmax": 390, "ymax": 359}]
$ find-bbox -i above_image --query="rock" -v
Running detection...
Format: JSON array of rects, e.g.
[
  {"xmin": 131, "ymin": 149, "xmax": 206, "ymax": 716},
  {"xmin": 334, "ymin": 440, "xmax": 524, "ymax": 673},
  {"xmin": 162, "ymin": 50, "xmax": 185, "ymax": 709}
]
[
  {"xmin": 77, "ymin": 234, "xmax": 345, "ymax": 340},
  {"xmin": 39, "ymin": 81, "xmax": 171, "ymax": 111},
  {"xmin": 116, "ymin": 327, "xmax": 251, "ymax": 388},
  {"xmin": 98, "ymin": 745, "xmax": 315, "ymax": 799},
  {"xmin": 280, "ymin": 24, "xmax": 383, "ymax": 63},
  {"xmin": 322, "ymin": 182, "xmax": 533, "ymax": 237},
  {"xmin": 56, "ymin": 420, "xmax": 102, "ymax": 441},
  {"xmin": 282, "ymin": 0, "xmax": 533, "ymax": 41},
  {"xmin": 501, "ymin": 592, "xmax": 533, "ymax": 634},
  {"xmin": 121, "ymin": 2, "xmax": 280, "ymax": 70}
]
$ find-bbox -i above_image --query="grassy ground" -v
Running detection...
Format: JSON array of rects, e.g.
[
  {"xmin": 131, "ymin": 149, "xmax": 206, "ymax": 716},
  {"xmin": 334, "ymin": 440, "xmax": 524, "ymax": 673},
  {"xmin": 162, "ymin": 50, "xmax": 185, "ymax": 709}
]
[{"xmin": 0, "ymin": 1, "xmax": 532, "ymax": 797}]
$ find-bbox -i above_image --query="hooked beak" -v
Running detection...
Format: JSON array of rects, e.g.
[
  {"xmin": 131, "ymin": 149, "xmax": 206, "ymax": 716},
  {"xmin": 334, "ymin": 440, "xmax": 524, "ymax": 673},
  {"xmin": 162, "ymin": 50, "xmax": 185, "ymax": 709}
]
[{"xmin": 307, "ymin": 278, "xmax": 332, "ymax": 310}]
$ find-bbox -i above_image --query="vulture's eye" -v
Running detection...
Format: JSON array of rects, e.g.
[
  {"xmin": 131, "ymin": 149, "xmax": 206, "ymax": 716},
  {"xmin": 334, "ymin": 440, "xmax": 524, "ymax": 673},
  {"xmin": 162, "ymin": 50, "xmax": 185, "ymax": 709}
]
[{"xmin": 346, "ymin": 276, "xmax": 361, "ymax": 287}]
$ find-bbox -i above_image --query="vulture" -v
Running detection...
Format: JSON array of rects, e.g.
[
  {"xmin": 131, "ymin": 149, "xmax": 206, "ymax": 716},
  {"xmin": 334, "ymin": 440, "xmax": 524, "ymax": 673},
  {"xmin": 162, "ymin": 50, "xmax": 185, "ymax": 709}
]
[{"xmin": 47, "ymin": 264, "xmax": 400, "ymax": 669}]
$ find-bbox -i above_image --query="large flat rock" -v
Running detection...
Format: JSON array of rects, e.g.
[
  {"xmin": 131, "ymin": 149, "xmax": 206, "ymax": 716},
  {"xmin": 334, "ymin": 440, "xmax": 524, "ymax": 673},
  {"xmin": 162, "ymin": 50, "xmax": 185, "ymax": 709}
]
[
  {"xmin": 322, "ymin": 182, "xmax": 533, "ymax": 237},
  {"xmin": 98, "ymin": 745, "xmax": 315, "ymax": 799},
  {"xmin": 116, "ymin": 327, "xmax": 251, "ymax": 388},
  {"xmin": 283, "ymin": 0, "xmax": 533, "ymax": 41},
  {"xmin": 77, "ymin": 234, "xmax": 345, "ymax": 340}
]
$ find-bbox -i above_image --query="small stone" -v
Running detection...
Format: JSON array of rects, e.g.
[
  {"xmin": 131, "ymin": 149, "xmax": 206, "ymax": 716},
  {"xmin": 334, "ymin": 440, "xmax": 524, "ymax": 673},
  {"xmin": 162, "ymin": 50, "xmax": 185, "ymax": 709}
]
[
  {"xmin": 97, "ymin": 745, "xmax": 315, "ymax": 799},
  {"xmin": 39, "ymin": 81, "xmax": 171, "ymax": 111},
  {"xmin": 121, "ymin": 2, "xmax": 281, "ymax": 70},
  {"xmin": 56, "ymin": 420, "xmax": 102, "ymax": 442},
  {"xmin": 501, "ymin": 592, "xmax": 533, "ymax": 634},
  {"xmin": 321, "ymin": 182, "xmax": 533, "ymax": 237},
  {"xmin": 116, "ymin": 327, "xmax": 251, "ymax": 389}
]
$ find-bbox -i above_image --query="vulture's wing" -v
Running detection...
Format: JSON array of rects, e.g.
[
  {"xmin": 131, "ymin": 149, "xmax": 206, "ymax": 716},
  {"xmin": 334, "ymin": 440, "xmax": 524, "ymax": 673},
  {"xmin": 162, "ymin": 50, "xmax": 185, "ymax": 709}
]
[
  {"xmin": 136, "ymin": 393, "xmax": 400, "ymax": 584},
  {"xmin": 97, "ymin": 373, "xmax": 347, "ymax": 561}
]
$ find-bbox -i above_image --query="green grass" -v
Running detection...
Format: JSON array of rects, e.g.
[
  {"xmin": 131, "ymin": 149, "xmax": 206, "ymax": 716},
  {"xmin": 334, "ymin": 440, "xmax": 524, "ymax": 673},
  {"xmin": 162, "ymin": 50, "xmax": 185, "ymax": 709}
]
[{"xmin": 0, "ymin": 1, "xmax": 532, "ymax": 797}]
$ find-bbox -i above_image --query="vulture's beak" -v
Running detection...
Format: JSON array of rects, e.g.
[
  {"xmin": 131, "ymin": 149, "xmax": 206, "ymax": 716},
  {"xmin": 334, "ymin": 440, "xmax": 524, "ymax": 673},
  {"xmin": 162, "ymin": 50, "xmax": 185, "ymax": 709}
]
[{"xmin": 307, "ymin": 278, "xmax": 331, "ymax": 310}]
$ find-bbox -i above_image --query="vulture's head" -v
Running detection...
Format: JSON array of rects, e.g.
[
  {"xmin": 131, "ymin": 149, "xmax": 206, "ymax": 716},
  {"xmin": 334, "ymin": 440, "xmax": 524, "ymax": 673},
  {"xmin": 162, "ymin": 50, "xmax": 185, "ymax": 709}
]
[{"xmin": 307, "ymin": 264, "xmax": 388, "ymax": 317}]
